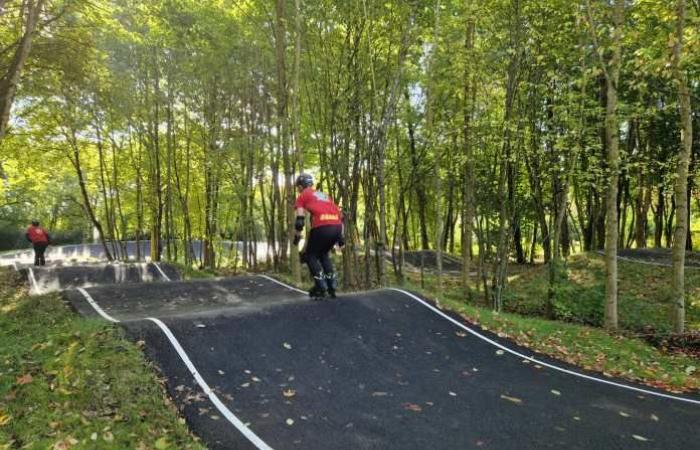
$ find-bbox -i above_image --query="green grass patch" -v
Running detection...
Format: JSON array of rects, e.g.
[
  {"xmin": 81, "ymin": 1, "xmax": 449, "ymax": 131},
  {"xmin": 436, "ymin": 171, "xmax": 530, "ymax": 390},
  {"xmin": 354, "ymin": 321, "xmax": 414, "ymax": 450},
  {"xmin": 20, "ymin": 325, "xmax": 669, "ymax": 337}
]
[
  {"xmin": 0, "ymin": 268, "xmax": 206, "ymax": 449},
  {"xmin": 169, "ymin": 262, "xmax": 218, "ymax": 280},
  {"xmin": 503, "ymin": 253, "xmax": 700, "ymax": 333}
]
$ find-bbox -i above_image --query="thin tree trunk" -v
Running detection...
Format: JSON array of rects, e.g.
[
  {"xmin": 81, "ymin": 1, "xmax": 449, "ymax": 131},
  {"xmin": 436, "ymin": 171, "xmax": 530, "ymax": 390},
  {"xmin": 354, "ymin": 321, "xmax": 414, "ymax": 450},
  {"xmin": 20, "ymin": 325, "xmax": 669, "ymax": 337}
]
[{"xmin": 670, "ymin": 0, "xmax": 692, "ymax": 333}]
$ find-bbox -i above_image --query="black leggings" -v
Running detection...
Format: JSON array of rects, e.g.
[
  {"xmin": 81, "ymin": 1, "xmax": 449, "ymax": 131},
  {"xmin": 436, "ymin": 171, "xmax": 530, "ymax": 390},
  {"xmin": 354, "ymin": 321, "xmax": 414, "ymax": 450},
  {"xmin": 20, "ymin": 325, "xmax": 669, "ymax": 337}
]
[
  {"xmin": 33, "ymin": 243, "xmax": 48, "ymax": 266},
  {"xmin": 305, "ymin": 225, "xmax": 342, "ymax": 278}
]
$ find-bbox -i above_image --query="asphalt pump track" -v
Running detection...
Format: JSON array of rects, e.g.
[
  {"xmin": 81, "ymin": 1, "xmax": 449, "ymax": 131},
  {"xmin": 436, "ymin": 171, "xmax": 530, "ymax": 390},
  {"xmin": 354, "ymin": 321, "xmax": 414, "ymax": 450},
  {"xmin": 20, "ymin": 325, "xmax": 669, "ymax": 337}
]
[
  {"xmin": 58, "ymin": 274, "xmax": 700, "ymax": 450},
  {"xmin": 19, "ymin": 261, "xmax": 179, "ymax": 294}
]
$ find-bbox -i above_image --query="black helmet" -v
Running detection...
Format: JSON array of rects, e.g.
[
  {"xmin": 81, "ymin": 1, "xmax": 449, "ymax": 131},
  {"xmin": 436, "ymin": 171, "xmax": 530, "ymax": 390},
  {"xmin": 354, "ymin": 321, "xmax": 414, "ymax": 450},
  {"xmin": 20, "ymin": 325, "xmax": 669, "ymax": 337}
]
[
  {"xmin": 295, "ymin": 173, "xmax": 314, "ymax": 188},
  {"xmin": 31, "ymin": 219, "xmax": 40, "ymax": 226}
]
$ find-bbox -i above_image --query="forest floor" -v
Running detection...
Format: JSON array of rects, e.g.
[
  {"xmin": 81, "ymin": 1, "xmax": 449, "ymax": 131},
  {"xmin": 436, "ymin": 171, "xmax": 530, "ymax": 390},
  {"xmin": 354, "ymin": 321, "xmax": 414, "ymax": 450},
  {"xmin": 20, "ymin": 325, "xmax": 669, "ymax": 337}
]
[{"xmin": 0, "ymin": 268, "xmax": 205, "ymax": 450}]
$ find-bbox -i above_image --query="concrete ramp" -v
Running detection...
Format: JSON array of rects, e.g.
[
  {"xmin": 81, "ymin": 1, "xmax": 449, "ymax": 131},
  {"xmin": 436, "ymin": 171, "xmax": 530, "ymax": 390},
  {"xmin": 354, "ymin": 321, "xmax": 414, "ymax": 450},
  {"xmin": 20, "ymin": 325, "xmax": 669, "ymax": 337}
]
[
  {"xmin": 23, "ymin": 262, "xmax": 179, "ymax": 294},
  {"xmin": 63, "ymin": 275, "xmax": 699, "ymax": 450}
]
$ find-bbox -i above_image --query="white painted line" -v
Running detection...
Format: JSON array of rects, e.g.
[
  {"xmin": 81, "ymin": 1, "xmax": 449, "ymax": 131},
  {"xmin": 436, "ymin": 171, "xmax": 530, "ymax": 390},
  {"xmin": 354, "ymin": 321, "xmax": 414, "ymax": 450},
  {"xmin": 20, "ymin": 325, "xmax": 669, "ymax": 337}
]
[
  {"xmin": 147, "ymin": 318, "xmax": 273, "ymax": 450},
  {"xmin": 27, "ymin": 267, "xmax": 40, "ymax": 295},
  {"xmin": 152, "ymin": 262, "xmax": 172, "ymax": 281},
  {"xmin": 76, "ymin": 288, "xmax": 120, "ymax": 323},
  {"xmin": 74, "ymin": 288, "xmax": 273, "ymax": 449},
  {"xmin": 258, "ymin": 274, "xmax": 306, "ymax": 294},
  {"xmin": 387, "ymin": 288, "xmax": 700, "ymax": 406},
  {"xmin": 594, "ymin": 251, "xmax": 700, "ymax": 270}
]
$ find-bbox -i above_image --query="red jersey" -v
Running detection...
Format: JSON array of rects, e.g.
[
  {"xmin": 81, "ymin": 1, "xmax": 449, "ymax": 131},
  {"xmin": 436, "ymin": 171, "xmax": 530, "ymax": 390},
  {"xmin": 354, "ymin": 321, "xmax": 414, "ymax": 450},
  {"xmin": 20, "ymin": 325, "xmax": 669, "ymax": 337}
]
[
  {"xmin": 294, "ymin": 188, "xmax": 342, "ymax": 229},
  {"xmin": 26, "ymin": 225, "xmax": 49, "ymax": 244}
]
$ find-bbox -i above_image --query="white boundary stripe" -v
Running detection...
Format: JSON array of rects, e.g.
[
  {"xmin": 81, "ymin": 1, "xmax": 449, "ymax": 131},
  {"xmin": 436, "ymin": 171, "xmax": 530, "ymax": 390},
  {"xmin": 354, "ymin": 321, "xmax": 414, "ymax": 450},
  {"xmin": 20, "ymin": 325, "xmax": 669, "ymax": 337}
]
[
  {"xmin": 152, "ymin": 262, "xmax": 172, "ymax": 281},
  {"xmin": 77, "ymin": 288, "xmax": 120, "ymax": 323},
  {"xmin": 594, "ymin": 251, "xmax": 700, "ymax": 270},
  {"xmin": 27, "ymin": 267, "xmax": 40, "ymax": 294},
  {"xmin": 146, "ymin": 318, "xmax": 273, "ymax": 450},
  {"xmin": 258, "ymin": 274, "xmax": 306, "ymax": 294},
  {"xmin": 74, "ymin": 288, "xmax": 273, "ymax": 449},
  {"xmin": 387, "ymin": 288, "xmax": 700, "ymax": 406}
]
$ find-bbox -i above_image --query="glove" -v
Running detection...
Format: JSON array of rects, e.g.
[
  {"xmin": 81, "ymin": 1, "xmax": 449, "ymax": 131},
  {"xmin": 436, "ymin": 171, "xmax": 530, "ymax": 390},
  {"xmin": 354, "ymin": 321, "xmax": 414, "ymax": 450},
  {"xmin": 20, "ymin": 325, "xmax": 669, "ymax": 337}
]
[
  {"xmin": 293, "ymin": 234, "xmax": 301, "ymax": 246},
  {"xmin": 337, "ymin": 236, "xmax": 345, "ymax": 248}
]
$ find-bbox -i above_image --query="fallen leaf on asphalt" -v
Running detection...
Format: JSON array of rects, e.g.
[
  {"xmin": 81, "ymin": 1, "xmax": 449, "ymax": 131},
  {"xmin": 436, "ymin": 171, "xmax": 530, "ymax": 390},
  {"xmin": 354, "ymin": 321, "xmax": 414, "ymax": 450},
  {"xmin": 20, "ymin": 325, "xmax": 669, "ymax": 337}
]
[
  {"xmin": 218, "ymin": 370, "xmax": 225, "ymax": 375},
  {"xmin": 495, "ymin": 350, "xmax": 504, "ymax": 356},
  {"xmin": 241, "ymin": 382, "xmax": 250, "ymax": 388},
  {"xmin": 252, "ymin": 376, "xmax": 261, "ymax": 382},
  {"xmin": 402, "ymin": 403, "xmax": 422, "ymax": 412},
  {"xmin": 286, "ymin": 418, "xmax": 295, "ymax": 426},
  {"xmin": 16, "ymin": 374, "xmax": 33, "ymax": 385},
  {"xmin": 632, "ymin": 435, "xmax": 649, "ymax": 442},
  {"xmin": 650, "ymin": 414, "xmax": 659, "ymax": 422},
  {"xmin": 500, "ymin": 394, "xmax": 523, "ymax": 405},
  {"xmin": 455, "ymin": 331, "xmax": 467, "ymax": 338},
  {"xmin": 619, "ymin": 411, "xmax": 630, "ymax": 418},
  {"xmin": 371, "ymin": 392, "xmax": 388, "ymax": 397},
  {"xmin": 449, "ymin": 391, "xmax": 457, "ymax": 397},
  {"xmin": 283, "ymin": 342, "xmax": 292, "ymax": 350},
  {"xmin": 550, "ymin": 390, "xmax": 561, "ymax": 396},
  {"xmin": 283, "ymin": 389, "xmax": 296, "ymax": 398}
]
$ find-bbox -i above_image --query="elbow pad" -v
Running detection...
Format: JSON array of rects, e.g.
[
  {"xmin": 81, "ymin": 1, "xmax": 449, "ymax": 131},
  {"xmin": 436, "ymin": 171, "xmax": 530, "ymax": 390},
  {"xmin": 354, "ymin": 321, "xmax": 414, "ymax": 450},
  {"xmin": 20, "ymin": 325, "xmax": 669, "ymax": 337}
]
[{"xmin": 295, "ymin": 216, "xmax": 305, "ymax": 232}]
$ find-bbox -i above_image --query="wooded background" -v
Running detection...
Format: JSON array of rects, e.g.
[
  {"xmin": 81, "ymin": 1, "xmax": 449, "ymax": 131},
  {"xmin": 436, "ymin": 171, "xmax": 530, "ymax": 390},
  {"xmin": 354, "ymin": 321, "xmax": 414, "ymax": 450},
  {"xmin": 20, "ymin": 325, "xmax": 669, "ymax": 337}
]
[{"xmin": 0, "ymin": 0, "xmax": 698, "ymax": 331}]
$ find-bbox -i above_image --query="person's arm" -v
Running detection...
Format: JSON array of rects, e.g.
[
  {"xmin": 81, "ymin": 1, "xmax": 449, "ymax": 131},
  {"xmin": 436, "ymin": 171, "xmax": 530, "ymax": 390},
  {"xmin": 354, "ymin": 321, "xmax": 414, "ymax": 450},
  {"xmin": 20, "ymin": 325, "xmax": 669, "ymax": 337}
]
[
  {"xmin": 26, "ymin": 231, "xmax": 32, "ymax": 243},
  {"xmin": 293, "ymin": 207, "xmax": 306, "ymax": 245}
]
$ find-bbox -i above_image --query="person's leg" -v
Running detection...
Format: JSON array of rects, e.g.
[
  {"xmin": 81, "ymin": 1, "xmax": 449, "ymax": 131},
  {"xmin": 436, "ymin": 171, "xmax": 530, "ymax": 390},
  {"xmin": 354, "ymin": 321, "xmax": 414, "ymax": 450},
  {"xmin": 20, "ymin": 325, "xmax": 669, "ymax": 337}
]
[
  {"xmin": 33, "ymin": 244, "xmax": 40, "ymax": 266},
  {"xmin": 305, "ymin": 229, "xmax": 328, "ymax": 298},
  {"xmin": 39, "ymin": 245, "xmax": 47, "ymax": 266},
  {"xmin": 318, "ymin": 225, "xmax": 342, "ymax": 297}
]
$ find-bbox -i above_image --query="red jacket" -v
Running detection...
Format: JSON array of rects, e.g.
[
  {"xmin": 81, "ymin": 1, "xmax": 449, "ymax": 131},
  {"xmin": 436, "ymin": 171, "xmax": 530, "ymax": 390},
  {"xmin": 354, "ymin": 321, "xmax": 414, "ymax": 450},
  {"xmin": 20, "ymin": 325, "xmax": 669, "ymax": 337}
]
[
  {"xmin": 294, "ymin": 188, "xmax": 342, "ymax": 229},
  {"xmin": 26, "ymin": 226, "xmax": 50, "ymax": 244}
]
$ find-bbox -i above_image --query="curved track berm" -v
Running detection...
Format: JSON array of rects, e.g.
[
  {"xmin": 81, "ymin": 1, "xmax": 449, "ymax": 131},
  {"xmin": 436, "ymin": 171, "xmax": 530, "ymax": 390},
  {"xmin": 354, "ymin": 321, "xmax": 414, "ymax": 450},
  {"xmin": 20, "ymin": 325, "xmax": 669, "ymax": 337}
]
[
  {"xmin": 63, "ymin": 276, "xmax": 699, "ymax": 450},
  {"xmin": 20, "ymin": 262, "xmax": 179, "ymax": 294}
]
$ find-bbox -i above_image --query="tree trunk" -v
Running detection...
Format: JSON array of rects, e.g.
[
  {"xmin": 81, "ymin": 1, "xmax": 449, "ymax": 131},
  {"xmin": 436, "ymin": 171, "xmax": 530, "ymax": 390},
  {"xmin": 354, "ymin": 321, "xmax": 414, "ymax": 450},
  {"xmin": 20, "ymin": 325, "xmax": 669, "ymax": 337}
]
[
  {"xmin": 670, "ymin": 0, "xmax": 692, "ymax": 333},
  {"xmin": 0, "ymin": 0, "xmax": 45, "ymax": 142}
]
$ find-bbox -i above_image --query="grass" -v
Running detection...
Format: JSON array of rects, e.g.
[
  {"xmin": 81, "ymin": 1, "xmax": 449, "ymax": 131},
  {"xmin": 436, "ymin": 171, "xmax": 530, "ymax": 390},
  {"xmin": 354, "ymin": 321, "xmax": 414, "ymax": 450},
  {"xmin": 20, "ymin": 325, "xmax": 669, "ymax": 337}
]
[
  {"xmin": 0, "ymin": 268, "xmax": 206, "ymax": 450},
  {"xmin": 502, "ymin": 253, "xmax": 700, "ymax": 333}
]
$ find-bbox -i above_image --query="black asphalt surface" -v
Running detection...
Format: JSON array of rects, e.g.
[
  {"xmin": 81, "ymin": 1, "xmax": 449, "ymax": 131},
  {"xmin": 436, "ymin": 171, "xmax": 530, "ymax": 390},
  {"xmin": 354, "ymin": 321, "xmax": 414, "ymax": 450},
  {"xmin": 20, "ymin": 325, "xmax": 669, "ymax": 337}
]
[
  {"xmin": 617, "ymin": 248, "xmax": 700, "ymax": 268},
  {"xmin": 63, "ymin": 276, "xmax": 700, "ymax": 450},
  {"xmin": 401, "ymin": 250, "xmax": 464, "ymax": 272},
  {"xmin": 23, "ymin": 262, "xmax": 180, "ymax": 293}
]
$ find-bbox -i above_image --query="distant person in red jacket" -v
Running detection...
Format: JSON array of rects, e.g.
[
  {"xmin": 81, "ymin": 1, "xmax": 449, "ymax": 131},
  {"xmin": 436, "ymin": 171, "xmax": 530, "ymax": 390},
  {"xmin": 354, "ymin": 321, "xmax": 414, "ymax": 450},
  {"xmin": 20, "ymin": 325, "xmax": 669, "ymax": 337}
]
[
  {"xmin": 26, "ymin": 220, "xmax": 51, "ymax": 266},
  {"xmin": 292, "ymin": 174, "xmax": 344, "ymax": 299}
]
